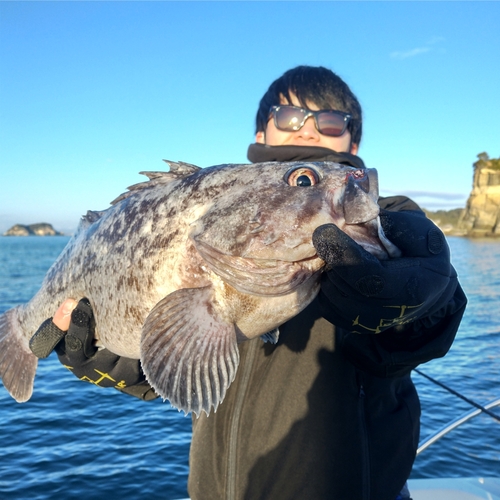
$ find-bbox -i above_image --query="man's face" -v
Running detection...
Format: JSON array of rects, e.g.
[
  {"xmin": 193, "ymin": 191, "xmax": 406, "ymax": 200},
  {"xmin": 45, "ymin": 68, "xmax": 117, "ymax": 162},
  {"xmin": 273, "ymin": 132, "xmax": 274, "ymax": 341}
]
[{"xmin": 256, "ymin": 92, "xmax": 358, "ymax": 155}]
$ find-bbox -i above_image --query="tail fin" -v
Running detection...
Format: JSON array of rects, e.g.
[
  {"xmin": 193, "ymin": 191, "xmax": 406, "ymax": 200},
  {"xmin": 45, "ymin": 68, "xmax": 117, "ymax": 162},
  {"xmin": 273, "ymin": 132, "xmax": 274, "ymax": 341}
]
[{"xmin": 0, "ymin": 306, "xmax": 38, "ymax": 402}]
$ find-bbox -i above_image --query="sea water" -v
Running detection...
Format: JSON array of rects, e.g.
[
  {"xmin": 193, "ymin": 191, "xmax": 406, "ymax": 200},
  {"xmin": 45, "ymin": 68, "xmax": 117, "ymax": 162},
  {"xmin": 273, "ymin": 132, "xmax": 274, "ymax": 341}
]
[{"xmin": 0, "ymin": 236, "xmax": 499, "ymax": 499}]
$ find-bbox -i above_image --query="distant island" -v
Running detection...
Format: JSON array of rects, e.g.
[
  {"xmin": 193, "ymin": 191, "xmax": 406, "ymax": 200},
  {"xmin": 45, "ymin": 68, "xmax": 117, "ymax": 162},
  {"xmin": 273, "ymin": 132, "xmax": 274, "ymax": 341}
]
[
  {"xmin": 3, "ymin": 223, "xmax": 64, "ymax": 237},
  {"xmin": 423, "ymin": 208, "xmax": 465, "ymax": 236}
]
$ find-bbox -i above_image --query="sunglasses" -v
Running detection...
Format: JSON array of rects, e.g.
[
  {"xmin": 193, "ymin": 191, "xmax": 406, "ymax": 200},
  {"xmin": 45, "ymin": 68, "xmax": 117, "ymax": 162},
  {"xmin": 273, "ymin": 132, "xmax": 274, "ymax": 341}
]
[{"xmin": 269, "ymin": 105, "xmax": 352, "ymax": 137}]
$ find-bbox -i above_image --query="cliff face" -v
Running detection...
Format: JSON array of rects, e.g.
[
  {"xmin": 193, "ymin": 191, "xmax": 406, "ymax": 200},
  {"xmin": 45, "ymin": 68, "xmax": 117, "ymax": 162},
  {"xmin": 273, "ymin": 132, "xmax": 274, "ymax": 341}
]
[
  {"xmin": 3, "ymin": 223, "xmax": 63, "ymax": 236},
  {"xmin": 459, "ymin": 154, "xmax": 500, "ymax": 237}
]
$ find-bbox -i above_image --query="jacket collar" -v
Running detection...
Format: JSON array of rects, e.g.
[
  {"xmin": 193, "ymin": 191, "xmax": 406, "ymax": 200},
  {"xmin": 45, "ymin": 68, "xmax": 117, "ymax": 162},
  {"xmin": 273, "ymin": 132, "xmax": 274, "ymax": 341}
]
[{"xmin": 246, "ymin": 143, "xmax": 366, "ymax": 170}]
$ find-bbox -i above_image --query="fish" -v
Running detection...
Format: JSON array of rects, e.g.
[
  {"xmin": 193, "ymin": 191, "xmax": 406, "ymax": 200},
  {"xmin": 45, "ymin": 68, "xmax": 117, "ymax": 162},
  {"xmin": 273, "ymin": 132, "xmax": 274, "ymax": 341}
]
[{"xmin": 0, "ymin": 160, "xmax": 400, "ymax": 415}]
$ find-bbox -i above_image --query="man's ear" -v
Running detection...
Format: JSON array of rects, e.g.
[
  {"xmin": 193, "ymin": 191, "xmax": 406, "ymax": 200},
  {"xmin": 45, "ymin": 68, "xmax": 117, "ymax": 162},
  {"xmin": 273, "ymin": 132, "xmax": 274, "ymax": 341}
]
[
  {"xmin": 350, "ymin": 142, "xmax": 359, "ymax": 155},
  {"xmin": 255, "ymin": 131, "xmax": 265, "ymax": 144}
]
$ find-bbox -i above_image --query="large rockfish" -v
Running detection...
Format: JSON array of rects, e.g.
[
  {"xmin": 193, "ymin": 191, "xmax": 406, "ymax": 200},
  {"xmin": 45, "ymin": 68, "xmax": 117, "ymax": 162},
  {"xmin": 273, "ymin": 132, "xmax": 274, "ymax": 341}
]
[{"xmin": 0, "ymin": 160, "xmax": 399, "ymax": 415}]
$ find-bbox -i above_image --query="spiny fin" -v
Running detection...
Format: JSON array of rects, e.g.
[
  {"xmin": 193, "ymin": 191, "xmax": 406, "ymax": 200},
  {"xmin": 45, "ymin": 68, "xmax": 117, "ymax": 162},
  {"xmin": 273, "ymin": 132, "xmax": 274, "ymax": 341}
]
[
  {"xmin": 68, "ymin": 209, "xmax": 108, "ymax": 238},
  {"xmin": 140, "ymin": 287, "xmax": 239, "ymax": 417},
  {"xmin": 111, "ymin": 161, "xmax": 201, "ymax": 205},
  {"xmin": 162, "ymin": 160, "xmax": 202, "ymax": 177},
  {"xmin": 0, "ymin": 307, "xmax": 38, "ymax": 402},
  {"xmin": 260, "ymin": 328, "xmax": 279, "ymax": 344},
  {"xmin": 85, "ymin": 210, "xmax": 105, "ymax": 223}
]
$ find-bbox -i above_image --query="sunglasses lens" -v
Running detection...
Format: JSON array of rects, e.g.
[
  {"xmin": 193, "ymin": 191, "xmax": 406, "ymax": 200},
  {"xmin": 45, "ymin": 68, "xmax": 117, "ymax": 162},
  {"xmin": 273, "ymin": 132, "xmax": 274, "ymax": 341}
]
[
  {"xmin": 274, "ymin": 107, "xmax": 306, "ymax": 131},
  {"xmin": 316, "ymin": 112, "xmax": 348, "ymax": 136},
  {"xmin": 272, "ymin": 106, "xmax": 350, "ymax": 136}
]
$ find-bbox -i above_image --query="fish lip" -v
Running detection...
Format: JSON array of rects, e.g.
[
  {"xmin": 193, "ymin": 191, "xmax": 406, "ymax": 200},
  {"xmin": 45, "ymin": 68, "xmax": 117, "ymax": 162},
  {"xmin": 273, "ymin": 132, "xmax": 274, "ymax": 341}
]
[
  {"xmin": 192, "ymin": 237, "xmax": 325, "ymax": 296},
  {"xmin": 191, "ymin": 227, "xmax": 321, "ymax": 262},
  {"xmin": 194, "ymin": 236, "xmax": 322, "ymax": 265},
  {"xmin": 342, "ymin": 168, "xmax": 380, "ymax": 224}
]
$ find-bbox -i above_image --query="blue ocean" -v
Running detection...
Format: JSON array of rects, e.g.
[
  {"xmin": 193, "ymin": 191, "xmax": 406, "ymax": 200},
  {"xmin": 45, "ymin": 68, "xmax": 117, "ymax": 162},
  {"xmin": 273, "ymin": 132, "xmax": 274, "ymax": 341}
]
[{"xmin": 0, "ymin": 235, "xmax": 499, "ymax": 499}]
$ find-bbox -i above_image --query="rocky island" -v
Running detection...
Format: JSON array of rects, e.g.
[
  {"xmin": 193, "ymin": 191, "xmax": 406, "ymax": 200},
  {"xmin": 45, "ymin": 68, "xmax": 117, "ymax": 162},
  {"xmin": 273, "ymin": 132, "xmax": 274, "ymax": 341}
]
[
  {"xmin": 422, "ymin": 153, "xmax": 500, "ymax": 238},
  {"xmin": 3, "ymin": 223, "xmax": 63, "ymax": 237},
  {"xmin": 458, "ymin": 153, "xmax": 500, "ymax": 237}
]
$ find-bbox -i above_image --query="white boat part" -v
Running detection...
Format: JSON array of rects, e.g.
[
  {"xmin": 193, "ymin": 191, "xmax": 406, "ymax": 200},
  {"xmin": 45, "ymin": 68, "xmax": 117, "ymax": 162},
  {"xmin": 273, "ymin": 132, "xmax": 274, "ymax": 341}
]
[{"xmin": 409, "ymin": 477, "xmax": 500, "ymax": 500}]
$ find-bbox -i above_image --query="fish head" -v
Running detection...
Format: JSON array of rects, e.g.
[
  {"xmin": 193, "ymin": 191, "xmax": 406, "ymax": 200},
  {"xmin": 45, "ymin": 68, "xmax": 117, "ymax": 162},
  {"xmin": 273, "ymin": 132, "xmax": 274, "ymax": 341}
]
[{"xmin": 189, "ymin": 161, "xmax": 396, "ymax": 296}]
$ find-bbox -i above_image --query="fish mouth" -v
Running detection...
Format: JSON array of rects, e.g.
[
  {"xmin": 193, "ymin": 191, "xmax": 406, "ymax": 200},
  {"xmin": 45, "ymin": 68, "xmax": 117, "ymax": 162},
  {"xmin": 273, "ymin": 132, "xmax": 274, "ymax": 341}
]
[
  {"xmin": 193, "ymin": 238, "xmax": 324, "ymax": 296},
  {"xmin": 342, "ymin": 168, "xmax": 380, "ymax": 224}
]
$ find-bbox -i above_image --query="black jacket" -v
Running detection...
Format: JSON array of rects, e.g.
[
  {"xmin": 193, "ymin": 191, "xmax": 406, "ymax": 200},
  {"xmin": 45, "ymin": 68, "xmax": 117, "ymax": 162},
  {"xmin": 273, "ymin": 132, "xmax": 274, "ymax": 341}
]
[{"xmin": 188, "ymin": 145, "xmax": 467, "ymax": 500}]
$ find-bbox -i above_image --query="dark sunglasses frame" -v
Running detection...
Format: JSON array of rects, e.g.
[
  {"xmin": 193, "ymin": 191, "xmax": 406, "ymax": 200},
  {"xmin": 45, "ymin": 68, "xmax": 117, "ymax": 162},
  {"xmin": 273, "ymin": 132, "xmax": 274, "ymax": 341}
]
[{"xmin": 269, "ymin": 105, "xmax": 352, "ymax": 137}]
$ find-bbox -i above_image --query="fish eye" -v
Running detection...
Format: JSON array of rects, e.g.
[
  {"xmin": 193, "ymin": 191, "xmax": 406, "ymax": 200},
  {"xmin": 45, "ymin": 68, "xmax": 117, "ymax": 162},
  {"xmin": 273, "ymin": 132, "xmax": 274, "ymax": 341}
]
[{"xmin": 284, "ymin": 166, "xmax": 320, "ymax": 187}]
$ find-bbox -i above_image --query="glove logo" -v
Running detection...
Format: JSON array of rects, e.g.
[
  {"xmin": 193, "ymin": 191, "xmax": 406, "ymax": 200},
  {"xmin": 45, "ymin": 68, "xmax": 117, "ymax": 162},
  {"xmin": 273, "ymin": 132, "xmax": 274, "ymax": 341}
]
[
  {"xmin": 80, "ymin": 369, "xmax": 117, "ymax": 386},
  {"xmin": 352, "ymin": 303, "xmax": 424, "ymax": 333},
  {"xmin": 63, "ymin": 364, "xmax": 128, "ymax": 390}
]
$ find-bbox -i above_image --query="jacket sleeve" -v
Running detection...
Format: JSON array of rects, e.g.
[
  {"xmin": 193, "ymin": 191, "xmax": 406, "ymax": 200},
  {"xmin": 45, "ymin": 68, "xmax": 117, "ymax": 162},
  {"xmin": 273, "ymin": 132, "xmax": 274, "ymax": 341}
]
[{"xmin": 337, "ymin": 195, "xmax": 467, "ymax": 378}]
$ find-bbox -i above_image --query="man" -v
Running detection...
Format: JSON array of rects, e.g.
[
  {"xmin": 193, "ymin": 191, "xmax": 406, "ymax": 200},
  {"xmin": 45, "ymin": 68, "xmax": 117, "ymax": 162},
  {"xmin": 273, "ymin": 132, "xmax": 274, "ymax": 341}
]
[{"xmin": 31, "ymin": 66, "xmax": 466, "ymax": 499}]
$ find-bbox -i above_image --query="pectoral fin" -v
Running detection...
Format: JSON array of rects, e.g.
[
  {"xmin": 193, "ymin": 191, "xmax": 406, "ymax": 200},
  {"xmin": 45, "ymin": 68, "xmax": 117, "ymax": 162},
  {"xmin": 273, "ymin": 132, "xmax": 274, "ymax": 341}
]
[{"xmin": 140, "ymin": 287, "xmax": 239, "ymax": 416}]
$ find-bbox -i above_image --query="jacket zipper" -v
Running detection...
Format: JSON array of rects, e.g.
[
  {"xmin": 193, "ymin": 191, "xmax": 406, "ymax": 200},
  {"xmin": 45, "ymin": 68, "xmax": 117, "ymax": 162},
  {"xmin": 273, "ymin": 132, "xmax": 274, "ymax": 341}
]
[
  {"xmin": 226, "ymin": 339, "xmax": 259, "ymax": 500},
  {"xmin": 358, "ymin": 376, "xmax": 371, "ymax": 500}
]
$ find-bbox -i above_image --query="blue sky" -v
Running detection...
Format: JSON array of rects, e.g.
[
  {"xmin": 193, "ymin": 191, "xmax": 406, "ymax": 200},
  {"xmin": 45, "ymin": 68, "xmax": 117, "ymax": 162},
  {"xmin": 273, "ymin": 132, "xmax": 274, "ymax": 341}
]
[{"xmin": 1, "ymin": 1, "xmax": 499, "ymax": 234}]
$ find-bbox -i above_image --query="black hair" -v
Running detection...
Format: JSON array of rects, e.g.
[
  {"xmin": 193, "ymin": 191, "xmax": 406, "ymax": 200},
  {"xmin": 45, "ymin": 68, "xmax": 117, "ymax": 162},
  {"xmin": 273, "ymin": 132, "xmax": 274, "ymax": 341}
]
[{"xmin": 255, "ymin": 65, "xmax": 362, "ymax": 146}]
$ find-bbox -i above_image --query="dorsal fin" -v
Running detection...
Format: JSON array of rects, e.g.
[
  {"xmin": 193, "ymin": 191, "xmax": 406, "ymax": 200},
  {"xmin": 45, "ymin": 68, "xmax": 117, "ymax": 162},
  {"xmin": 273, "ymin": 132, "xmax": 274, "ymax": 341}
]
[
  {"xmin": 76, "ymin": 210, "xmax": 106, "ymax": 232},
  {"xmin": 110, "ymin": 161, "xmax": 202, "ymax": 205},
  {"xmin": 162, "ymin": 160, "xmax": 202, "ymax": 177},
  {"xmin": 84, "ymin": 210, "xmax": 105, "ymax": 224}
]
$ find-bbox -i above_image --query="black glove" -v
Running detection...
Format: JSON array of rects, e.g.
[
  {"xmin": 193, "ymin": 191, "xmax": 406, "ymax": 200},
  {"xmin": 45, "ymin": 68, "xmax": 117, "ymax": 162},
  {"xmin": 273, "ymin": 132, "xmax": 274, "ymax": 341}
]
[
  {"xmin": 312, "ymin": 210, "xmax": 458, "ymax": 334},
  {"xmin": 29, "ymin": 298, "xmax": 158, "ymax": 401}
]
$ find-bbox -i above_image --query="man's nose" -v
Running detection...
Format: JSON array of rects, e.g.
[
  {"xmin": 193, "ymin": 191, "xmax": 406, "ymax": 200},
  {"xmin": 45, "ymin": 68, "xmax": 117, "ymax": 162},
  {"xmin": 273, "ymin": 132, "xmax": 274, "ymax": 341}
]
[{"xmin": 297, "ymin": 116, "xmax": 319, "ymax": 140}]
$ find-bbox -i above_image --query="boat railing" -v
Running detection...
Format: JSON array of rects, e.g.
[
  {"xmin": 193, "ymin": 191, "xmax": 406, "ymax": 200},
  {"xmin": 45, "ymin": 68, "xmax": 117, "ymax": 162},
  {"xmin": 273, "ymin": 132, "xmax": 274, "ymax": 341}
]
[{"xmin": 417, "ymin": 396, "xmax": 500, "ymax": 455}]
